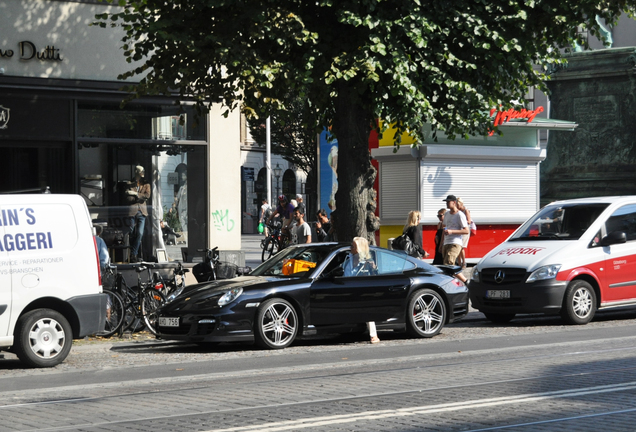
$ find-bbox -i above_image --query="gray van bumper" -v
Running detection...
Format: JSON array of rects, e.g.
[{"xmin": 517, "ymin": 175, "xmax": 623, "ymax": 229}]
[{"xmin": 67, "ymin": 293, "xmax": 108, "ymax": 337}]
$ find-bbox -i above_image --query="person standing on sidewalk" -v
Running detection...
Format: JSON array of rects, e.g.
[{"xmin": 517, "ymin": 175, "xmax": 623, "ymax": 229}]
[
  {"xmin": 259, "ymin": 198, "xmax": 271, "ymax": 236},
  {"xmin": 315, "ymin": 209, "xmax": 332, "ymax": 242},
  {"xmin": 441, "ymin": 195, "xmax": 468, "ymax": 283},
  {"xmin": 456, "ymin": 197, "xmax": 472, "ymax": 269},
  {"xmin": 403, "ymin": 210, "xmax": 429, "ymax": 259},
  {"xmin": 293, "ymin": 208, "xmax": 311, "ymax": 244},
  {"xmin": 433, "ymin": 208, "xmax": 446, "ymax": 265}
]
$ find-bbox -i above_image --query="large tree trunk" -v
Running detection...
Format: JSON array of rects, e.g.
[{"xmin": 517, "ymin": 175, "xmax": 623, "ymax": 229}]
[{"xmin": 332, "ymin": 85, "xmax": 378, "ymax": 244}]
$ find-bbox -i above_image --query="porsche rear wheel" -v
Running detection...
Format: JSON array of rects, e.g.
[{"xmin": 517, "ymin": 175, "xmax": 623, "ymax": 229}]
[
  {"xmin": 255, "ymin": 298, "xmax": 298, "ymax": 349},
  {"xmin": 406, "ymin": 289, "xmax": 446, "ymax": 338}
]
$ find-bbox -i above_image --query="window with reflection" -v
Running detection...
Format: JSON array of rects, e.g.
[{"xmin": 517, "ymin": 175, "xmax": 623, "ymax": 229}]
[{"xmin": 79, "ymin": 143, "xmax": 207, "ymax": 262}]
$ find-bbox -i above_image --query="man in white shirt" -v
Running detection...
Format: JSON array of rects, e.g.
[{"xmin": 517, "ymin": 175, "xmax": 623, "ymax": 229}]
[
  {"xmin": 441, "ymin": 194, "xmax": 469, "ymax": 282},
  {"xmin": 293, "ymin": 208, "xmax": 311, "ymax": 244}
]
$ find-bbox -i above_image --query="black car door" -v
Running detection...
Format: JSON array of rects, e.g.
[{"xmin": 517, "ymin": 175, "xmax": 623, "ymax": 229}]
[{"xmin": 309, "ymin": 249, "xmax": 415, "ymax": 325}]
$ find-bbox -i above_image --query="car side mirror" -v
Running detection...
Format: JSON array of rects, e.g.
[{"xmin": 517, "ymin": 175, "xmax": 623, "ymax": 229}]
[{"xmin": 600, "ymin": 231, "xmax": 627, "ymax": 246}]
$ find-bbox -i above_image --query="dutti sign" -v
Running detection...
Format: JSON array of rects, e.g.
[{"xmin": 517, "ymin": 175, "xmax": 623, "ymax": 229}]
[{"xmin": 0, "ymin": 41, "xmax": 63, "ymax": 62}]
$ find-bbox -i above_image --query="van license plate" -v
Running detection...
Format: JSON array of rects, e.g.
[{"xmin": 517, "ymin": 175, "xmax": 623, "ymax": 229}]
[
  {"xmin": 486, "ymin": 290, "xmax": 510, "ymax": 299},
  {"xmin": 159, "ymin": 317, "xmax": 179, "ymax": 327}
]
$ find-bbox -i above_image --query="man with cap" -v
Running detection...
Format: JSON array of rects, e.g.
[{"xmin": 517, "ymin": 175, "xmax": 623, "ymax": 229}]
[
  {"xmin": 125, "ymin": 165, "xmax": 151, "ymax": 262},
  {"xmin": 441, "ymin": 194, "xmax": 468, "ymax": 283}
]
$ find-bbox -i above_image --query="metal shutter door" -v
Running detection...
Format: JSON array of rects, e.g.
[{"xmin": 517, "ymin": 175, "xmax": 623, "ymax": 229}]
[
  {"xmin": 380, "ymin": 160, "xmax": 418, "ymax": 221},
  {"xmin": 420, "ymin": 161, "xmax": 538, "ymax": 223}
]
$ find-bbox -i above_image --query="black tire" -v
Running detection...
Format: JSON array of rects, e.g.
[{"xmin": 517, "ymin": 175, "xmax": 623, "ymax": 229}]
[
  {"xmin": 98, "ymin": 290, "xmax": 125, "ymax": 337},
  {"xmin": 255, "ymin": 298, "xmax": 299, "ymax": 349},
  {"xmin": 121, "ymin": 292, "xmax": 144, "ymax": 333},
  {"xmin": 484, "ymin": 313, "xmax": 516, "ymax": 324},
  {"xmin": 13, "ymin": 309, "xmax": 73, "ymax": 368},
  {"xmin": 406, "ymin": 289, "xmax": 446, "ymax": 338},
  {"xmin": 261, "ymin": 238, "xmax": 278, "ymax": 262},
  {"xmin": 141, "ymin": 288, "xmax": 166, "ymax": 336},
  {"xmin": 561, "ymin": 280, "xmax": 596, "ymax": 325}
]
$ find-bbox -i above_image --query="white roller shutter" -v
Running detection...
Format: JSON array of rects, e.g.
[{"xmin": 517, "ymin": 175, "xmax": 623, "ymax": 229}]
[
  {"xmin": 379, "ymin": 160, "xmax": 418, "ymax": 222},
  {"xmin": 420, "ymin": 160, "xmax": 539, "ymax": 224}
]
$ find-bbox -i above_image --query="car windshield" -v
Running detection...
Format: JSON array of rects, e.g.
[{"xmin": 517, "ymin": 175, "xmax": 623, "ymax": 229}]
[
  {"xmin": 510, "ymin": 203, "xmax": 609, "ymax": 241},
  {"xmin": 250, "ymin": 246, "xmax": 334, "ymax": 277}
]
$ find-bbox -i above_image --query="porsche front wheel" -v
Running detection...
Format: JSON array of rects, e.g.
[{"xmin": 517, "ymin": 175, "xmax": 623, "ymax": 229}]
[{"xmin": 255, "ymin": 298, "xmax": 299, "ymax": 349}]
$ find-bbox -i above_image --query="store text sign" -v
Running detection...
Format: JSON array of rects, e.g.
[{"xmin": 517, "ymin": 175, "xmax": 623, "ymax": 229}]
[
  {"xmin": 489, "ymin": 106, "xmax": 544, "ymax": 135},
  {"xmin": 0, "ymin": 41, "xmax": 63, "ymax": 62}
]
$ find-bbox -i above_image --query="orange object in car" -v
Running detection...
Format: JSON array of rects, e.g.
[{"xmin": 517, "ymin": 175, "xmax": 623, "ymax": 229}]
[{"xmin": 282, "ymin": 259, "xmax": 317, "ymax": 275}]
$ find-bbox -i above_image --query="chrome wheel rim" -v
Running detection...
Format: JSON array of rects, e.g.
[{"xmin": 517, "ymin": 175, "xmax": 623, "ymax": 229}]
[
  {"xmin": 28, "ymin": 318, "xmax": 66, "ymax": 360},
  {"xmin": 261, "ymin": 302, "xmax": 297, "ymax": 346},
  {"xmin": 411, "ymin": 293, "xmax": 444, "ymax": 335},
  {"xmin": 573, "ymin": 287, "xmax": 593, "ymax": 318}
]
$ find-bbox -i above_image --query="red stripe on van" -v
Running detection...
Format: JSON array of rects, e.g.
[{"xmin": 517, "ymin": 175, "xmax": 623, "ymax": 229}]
[{"xmin": 92, "ymin": 235, "xmax": 102, "ymax": 287}]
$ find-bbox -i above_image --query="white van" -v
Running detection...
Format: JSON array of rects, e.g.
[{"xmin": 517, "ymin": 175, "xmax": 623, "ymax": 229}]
[
  {"xmin": 0, "ymin": 194, "xmax": 106, "ymax": 367},
  {"xmin": 469, "ymin": 196, "xmax": 636, "ymax": 325}
]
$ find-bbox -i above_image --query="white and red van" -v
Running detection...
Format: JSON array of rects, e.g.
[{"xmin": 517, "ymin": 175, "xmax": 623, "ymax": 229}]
[{"xmin": 469, "ymin": 196, "xmax": 636, "ymax": 324}]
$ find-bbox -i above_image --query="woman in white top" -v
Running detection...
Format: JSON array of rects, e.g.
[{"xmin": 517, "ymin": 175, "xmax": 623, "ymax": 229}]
[{"xmin": 456, "ymin": 197, "xmax": 471, "ymax": 269}]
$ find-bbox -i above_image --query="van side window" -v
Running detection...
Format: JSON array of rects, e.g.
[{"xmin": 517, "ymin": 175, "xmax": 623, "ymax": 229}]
[{"xmin": 605, "ymin": 204, "xmax": 636, "ymax": 242}]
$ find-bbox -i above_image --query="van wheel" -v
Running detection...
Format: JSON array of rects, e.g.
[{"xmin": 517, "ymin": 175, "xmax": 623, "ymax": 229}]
[
  {"xmin": 13, "ymin": 309, "xmax": 73, "ymax": 368},
  {"xmin": 561, "ymin": 280, "xmax": 596, "ymax": 325}
]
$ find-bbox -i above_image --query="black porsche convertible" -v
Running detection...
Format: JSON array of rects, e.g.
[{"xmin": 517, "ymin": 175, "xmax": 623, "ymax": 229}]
[{"xmin": 156, "ymin": 243, "xmax": 469, "ymax": 349}]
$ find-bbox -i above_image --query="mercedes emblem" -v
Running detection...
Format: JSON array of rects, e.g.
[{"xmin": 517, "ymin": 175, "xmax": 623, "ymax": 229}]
[{"xmin": 494, "ymin": 270, "xmax": 505, "ymax": 284}]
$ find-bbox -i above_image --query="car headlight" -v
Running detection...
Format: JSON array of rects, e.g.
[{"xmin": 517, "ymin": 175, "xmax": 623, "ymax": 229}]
[
  {"xmin": 218, "ymin": 287, "xmax": 243, "ymax": 306},
  {"xmin": 526, "ymin": 265, "xmax": 562, "ymax": 283},
  {"xmin": 471, "ymin": 267, "xmax": 480, "ymax": 283}
]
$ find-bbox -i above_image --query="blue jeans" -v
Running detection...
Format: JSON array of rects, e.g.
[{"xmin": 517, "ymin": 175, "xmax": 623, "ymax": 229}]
[{"xmin": 127, "ymin": 211, "xmax": 146, "ymax": 257}]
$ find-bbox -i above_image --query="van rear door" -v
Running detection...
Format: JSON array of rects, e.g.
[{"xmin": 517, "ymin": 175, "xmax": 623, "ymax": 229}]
[{"xmin": 0, "ymin": 209, "xmax": 11, "ymax": 340}]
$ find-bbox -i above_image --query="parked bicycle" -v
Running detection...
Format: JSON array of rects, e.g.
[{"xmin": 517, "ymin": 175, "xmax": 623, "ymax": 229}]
[
  {"xmin": 193, "ymin": 247, "xmax": 251, "ymax": 282},
  {"xmin": 99, "ymin": 263, "xmax": 166, "ymax": 336},
  {"xmin": 261, "ymin": 220, "xmax": 291, "ymax": 262},
  {"xmin": 165, "ymin": 262, "xmax": 189, "ymax": 303}
]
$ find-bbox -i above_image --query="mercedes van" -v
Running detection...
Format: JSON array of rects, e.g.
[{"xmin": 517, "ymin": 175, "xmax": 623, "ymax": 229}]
[
  {"xmin": 0, "ymin": 194, "xmax": 106, "ymax": 367},
  {"xmin": 469, "ymin": 196, "xmax": 636, "ymax": 325}
]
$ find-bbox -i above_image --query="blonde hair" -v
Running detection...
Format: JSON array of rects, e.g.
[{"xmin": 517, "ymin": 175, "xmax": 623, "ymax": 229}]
[
  {"xmin": 438, "ymin": 208, "xmax": 446, "ymax": 215},
  {"xmin": 352, "ymin": 236, "xmax": 371, "ymax": 260},
  {"xmin": 404, "ymin": 210, "xmax": 421, "ymax": 231},
  {"xmin": 457, "ymin": 197, "xmax": 464, "ymax": 206}
]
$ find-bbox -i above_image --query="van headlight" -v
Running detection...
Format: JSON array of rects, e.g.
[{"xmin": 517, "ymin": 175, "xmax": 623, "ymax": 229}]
[
  {"xmin": 471, "ymin": 267, "xmax": 480, "ymax": 283},
  {"xmin": 218, "ymin": 287, "xmax": 243, "ymax": 306},
  {"xmin": 526, "ymin": 265, "xmax": 561, "ymax": 283}
]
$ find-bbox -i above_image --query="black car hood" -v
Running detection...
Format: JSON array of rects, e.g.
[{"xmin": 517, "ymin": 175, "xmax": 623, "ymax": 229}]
[{"xmin": 161, "ymin": 275, "xmax": 302, "ymax": 312}]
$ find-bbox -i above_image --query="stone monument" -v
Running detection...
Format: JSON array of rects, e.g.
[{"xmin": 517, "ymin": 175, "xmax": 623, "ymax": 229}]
[{"xmin": 542, "ymin": 47, "xmax": 636, "ymax": 205}]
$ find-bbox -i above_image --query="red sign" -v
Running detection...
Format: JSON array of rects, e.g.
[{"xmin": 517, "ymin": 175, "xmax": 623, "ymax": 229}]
[{"xmin": 489, "ymin": 106, "xmax": 544, "ymax": 135}]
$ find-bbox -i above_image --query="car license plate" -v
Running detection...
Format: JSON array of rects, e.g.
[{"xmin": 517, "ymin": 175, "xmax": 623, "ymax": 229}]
[
  {"xmin": 486, "ymin": 290, "xmax": 510, "ymax": 299},
  {"xmin": 159, "ymin": 317, "xmax": 179, "ymax": 327}
]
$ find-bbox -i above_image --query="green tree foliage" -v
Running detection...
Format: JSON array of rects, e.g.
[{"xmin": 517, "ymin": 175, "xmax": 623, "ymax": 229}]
[{"xmin": 96, "ymin": 0, "xmax": 635, "ymax": 241}]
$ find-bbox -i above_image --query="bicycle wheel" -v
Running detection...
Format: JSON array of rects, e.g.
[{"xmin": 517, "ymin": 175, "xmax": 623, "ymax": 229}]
[
  {"xmin": 121, "ymin": 290, "xmax": 144, "ymax": 333},
  {"xmin": 97, "ymin": 289, "xmax": 125, "ymax": 338},
  {"xmin": 261, "ymin": 237, "xmax": 278, "ymax": 262},
  {"xmin": 141, "ymin": 288, "xmax": 166, "ymax": 336}
]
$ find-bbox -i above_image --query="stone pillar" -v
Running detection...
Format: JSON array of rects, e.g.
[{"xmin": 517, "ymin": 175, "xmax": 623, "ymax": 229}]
[{"xmin": 542, "ymin": 47, "xmax": 636, "ymax": 205}]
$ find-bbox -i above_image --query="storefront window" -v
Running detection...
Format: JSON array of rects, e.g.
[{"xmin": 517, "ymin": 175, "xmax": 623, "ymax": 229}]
[
  {"xmin": 79, "ymin": 143, "xmax": 207, "ymax": 262},
  {"xmin": 77, "ymin": 102, "xmax": 206, "ymax": 141}
]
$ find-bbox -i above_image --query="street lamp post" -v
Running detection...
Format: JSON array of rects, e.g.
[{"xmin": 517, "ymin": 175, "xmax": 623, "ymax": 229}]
[{"xmin": 273, "ymin": 163, "xmax": 282, "ymax": 198}]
